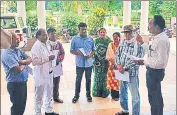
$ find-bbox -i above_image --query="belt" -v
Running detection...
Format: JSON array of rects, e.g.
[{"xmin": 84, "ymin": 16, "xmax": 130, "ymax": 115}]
[{"xmin": 146, "ymin": 66, "xmax": 165, "ymax": 71}]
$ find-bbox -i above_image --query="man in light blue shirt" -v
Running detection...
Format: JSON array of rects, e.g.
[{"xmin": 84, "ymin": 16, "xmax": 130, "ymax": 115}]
[
  {"xmin": 70, "ymin": 22, "xmax": 95, "ymax": 103},
  {"xmin": 1, "ymin": 32, "xmax": 32, "ymax": 115}
]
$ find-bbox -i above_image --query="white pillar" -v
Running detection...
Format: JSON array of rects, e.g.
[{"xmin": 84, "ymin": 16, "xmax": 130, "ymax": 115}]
[
  {"xmin": 140, "ymin": 1, "xmax": 149, "ymax": 35},
  {"xmin": 17, "ymin": 1, "xmax": 26, "ymax": 26},
  {"xmin": 123, "ymin": 1, "xmax": 131, "ymax": 27},
  {"xmin": 37, "ymin": 1, "xmax": 46, "ymax": 29}
]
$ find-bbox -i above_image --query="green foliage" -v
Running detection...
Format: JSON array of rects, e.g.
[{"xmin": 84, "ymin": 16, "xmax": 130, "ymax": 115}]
[
  {"xmin": 149, "ymin": 1, "xmax": 176, "ymax": 18},
  {"xmin": 131, "ymin": 1, "xmax": 141, "ymax": 10},
  {"xmin": 59, "ymin": 12, "xmax": 83, "ymax": 36},
  {"xmin": 26, "ymin": 1, "xmax": 37, "ymax": 13},
  {"xmin": 26, "ymin": 15, "xmax": 37, "ymax": 32},
  {"xmin": 88, "ymin": 8, "xmax": 106, "ymax": 35},
  {"xmin": 46, "ymin": 14, "xmax": 57, "ymax": 29},
  {"xmin": 149, "ymin": 1, "xmax": 162, "ymax": 17}
]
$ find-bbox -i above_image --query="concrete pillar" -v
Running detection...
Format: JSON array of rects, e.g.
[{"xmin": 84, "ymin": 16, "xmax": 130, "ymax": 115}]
[
  {"xmin": 37, "ymin": 1, "xmax": 46, "ymax": 29},
  {"xmin": 140, "ymin": 1, "xmax": 149, "ymax": 35},
  {"xmin": 17, "ymin": 1, "xmax": 26, "ymax": 26},
  {"xmin": 123, "ymin": 1, "xmax": 131, "ymax": 27}
]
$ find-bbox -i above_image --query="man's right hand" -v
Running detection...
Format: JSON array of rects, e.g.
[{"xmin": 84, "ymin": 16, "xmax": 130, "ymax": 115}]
[
  {"xmin": 49, "ymin": 55, "xmax": 55, "ymax": 61},
  {"xmin": 136, "ymin": 34, "xmax": 144, "ymax": 45},
  {"xmin": 118, "ymin": 65, "xmax": 125, "ymax": 74}
]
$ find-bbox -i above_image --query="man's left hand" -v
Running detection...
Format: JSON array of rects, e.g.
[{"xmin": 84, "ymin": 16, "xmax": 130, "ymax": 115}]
[{"xmin": 133, "ymin": 59, "xmax": 144, "ymax": 65}]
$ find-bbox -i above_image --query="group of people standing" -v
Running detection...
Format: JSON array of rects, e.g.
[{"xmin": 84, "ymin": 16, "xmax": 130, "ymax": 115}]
[
  {"xmin": 70, "ymin": 15, "xmax": 170, "ymax": 115},
  {"xmin": 1, "ymin": 15, "xmax": 170, "ymax": 115}
]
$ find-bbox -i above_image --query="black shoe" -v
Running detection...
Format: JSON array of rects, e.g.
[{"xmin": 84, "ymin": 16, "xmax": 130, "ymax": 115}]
[
  {"xmin": 72, "ymin": 96, "xmax": 79, "ymax": 103},
  {"xmin": 115, "ymin": 111, "xmax": 129, "ymax": 115},
  {"xmin": 87, "ymin": 96, "xmax": 92, "ymax": 102},
  {"xmin": 45, "ymin": 112, "xmax": 59, "ymax": 115},
  {"xmin": 54, "ymin": 98, "xmax": 63, "ymax": 103}
]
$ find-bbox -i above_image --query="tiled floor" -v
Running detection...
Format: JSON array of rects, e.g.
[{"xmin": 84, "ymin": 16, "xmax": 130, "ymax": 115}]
[{"xmin": 1, "ymin": 43, "xmax": 176, "ymax": 115}]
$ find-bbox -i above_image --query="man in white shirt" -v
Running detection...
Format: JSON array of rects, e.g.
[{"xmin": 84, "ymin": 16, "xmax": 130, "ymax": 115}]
[
  {"xmin": 134, "ymin": 15, "xmax": 170, "ymax": 115},
  {"xmin": 31, "ymin": 28, "xmax": 59, "ymax": 115}
]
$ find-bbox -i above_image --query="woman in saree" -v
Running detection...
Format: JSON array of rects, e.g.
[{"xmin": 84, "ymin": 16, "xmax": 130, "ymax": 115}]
[
  {"xmin": 106, "ymin": 32, "xmax": 121, "ymax": 101},
  {"xmin": 92, "ymin": 28, "xmax": 112, "ymax": 98}
]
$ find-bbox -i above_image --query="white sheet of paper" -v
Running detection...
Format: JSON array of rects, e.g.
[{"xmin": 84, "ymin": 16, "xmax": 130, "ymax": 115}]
[
  {"xmin": 78, "ymin": 48, "xmax": 87, "ymax": 56},
  {"xmin": 123, "ymin": 52, "xmax": 142, "ymax": 61},
  {"xmin": 53, "ymin": 63, "xmax": 63, "ymax": 77},
  {"xmin": 52, "ymin": 50, "xmax": 59, "ymax": 67},
  {"xmin": 114, "ymin": 70, "xmax": 130, "ymax": 82}
]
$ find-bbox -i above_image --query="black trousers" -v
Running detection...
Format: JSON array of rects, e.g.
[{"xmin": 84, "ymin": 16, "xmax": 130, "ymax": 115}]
[
  {"xmin": 7, "ymin": 82, "xmax": 27, "ymax": 115},
  {"xmin": 146, "ymin": 67, "xmax": 165, "ymax": 115},
  {"xmin": 111, "ymin": 90, "xmax": 119, "ymax": 99},
  {"xmin": 75, "ymin": 66, "xmax": 92, "ymax": 98},
  {"xmin": 53, "ymin": 76, "xmax": 61, "ymax": 99}
]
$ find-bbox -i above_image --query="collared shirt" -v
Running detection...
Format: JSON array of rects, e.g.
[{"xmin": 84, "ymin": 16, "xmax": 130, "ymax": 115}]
[
  {"xmin": 115, "ymin": 37, "xmax": 145, "ymax": 77},
  {"xmin": 1, "ymin": 48, "xmax": 29, "ymax": 82},
  {"xmin": 70, "ymin": 34, "xmax": 96, "ymax": 67},
  {"xmin": 31, "ymin": 40, "xmax": 53, "ymax": 86},
  {"xmin": 144, "ymin": 32, "xmax": 170, "ymax": 69}
]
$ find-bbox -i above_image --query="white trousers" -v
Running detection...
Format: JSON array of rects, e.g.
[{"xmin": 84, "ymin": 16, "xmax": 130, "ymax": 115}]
[{"xmin": 34, "ymin": 78, "xmax": 53, "ymax": 115}]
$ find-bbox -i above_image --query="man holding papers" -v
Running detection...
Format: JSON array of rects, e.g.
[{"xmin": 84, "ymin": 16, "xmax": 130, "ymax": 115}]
[
  {"xmin": 134, "ymin": 15, "xmax": 170, "ymax": 115},
  {"xmin": 70, "ymin": 23, "xmax": 95, "ymax": 103},
  {"xmin": 115, "ymin": 25, "xmax": 146, "ymax": 115},
  {"xmin": 47, "ymin": 27, "xmax": 65, "ymax": 103}
]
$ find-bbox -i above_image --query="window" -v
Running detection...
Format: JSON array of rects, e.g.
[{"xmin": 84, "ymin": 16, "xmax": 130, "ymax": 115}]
[{"xmin": 0, "ymin": 16, "xmax": 17, "ymax": 29}]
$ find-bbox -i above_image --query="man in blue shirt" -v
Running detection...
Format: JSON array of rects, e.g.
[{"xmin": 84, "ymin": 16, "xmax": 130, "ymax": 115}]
[
  {"xmin": 1, "ymin": 32, "xmax": 32, "ymax": 115},
  {"xmin": 70, "ymin": 22, "xmax": 95, "ymax": 103}
]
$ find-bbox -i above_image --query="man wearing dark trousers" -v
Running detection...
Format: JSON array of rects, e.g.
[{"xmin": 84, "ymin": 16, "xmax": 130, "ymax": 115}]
[
  {"xmin": 70, "ymin": 22, "xmax": 95, "ymax": 103},
  {"xmin": 134, "ymin": 15, "xmax": 170, "ymax": 115},
  {"xmin": 47, "ymin": 27, "xmax": 65, "ymax": 103},
  {"xmin": 1, "ymin": 32, "xmax": 32, "ymax": 115}
]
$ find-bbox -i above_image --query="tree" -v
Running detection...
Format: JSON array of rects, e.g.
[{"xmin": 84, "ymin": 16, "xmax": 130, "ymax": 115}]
[
  {"xmin": 59, "ymin": 12, "xmax": 83, "ymax": 36},
  {"xmin": 88, "ymin": 8, "xmax": 106, "ymax": 35}
]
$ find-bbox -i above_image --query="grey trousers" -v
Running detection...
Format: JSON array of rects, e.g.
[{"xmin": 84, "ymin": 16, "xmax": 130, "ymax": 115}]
[
  {"xmin": 53, "ymin": 76, "xmax": 61, "ymax": 99},
  {"xmin": 146, "ymin": 67, "xmax": 165, "ymax": 115}
]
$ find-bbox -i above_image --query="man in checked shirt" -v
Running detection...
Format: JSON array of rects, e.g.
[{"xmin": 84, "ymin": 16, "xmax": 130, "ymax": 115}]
[
  {"xmin": 134, "ymin": 15, "xmax": 170, "ymax": 115},
  {"xmin": 115, "ymin": 25, "xmax": 146, "ymax": 115}
]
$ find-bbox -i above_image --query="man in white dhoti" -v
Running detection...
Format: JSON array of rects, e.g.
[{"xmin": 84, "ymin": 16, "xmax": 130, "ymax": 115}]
[
  {"xmin": 31, "ymin": 28, "xmax": 59, "ymax": 115},
  {"xmin": 47, "ymin": 27, "xmax": 65, "ymax": 103}
]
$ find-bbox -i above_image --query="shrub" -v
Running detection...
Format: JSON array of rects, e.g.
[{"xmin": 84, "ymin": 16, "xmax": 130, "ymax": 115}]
[
  {"xmin": 87, "ymin": 8, "xmax": 106, "ymax": 35},
  {"xmin": 58, "ymin": 12, "xmax": 83, "ymax": 36}
]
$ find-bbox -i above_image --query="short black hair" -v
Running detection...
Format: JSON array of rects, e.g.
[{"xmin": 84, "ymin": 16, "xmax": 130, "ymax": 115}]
[
  {"xmin": 113, "ymin": 32, "xmax": 120, "ymax": 38},
  {"xmin": 47, "ymin": 27, "xmax": 56, "ymax": 33},
  {"xmin": 78, "ymin": 22, "xmax": 87, "ymax": 30},
  {"xmin": 153, "ymin": 15, "xmax": 166, "ymax": 31}
]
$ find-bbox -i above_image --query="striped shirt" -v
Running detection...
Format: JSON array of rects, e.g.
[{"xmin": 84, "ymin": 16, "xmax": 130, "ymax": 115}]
[{"xmin": 115, "ymin": 37, "xmax": 146, "ymax": 77}]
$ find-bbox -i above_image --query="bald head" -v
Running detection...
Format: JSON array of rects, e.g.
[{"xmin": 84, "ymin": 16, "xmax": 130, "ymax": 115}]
[{"xmin": 36, "ymin": 28, "xmax": 48, "ymax": 43}]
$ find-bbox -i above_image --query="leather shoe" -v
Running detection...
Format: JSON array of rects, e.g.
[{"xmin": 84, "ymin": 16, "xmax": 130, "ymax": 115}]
[
  {"xmin": 45, "ymin": 112, "xmax": 59, "ymax": 115},
  {"xmin": 54, "ymin": 98, "xmax": 63, "ymax": 103}
]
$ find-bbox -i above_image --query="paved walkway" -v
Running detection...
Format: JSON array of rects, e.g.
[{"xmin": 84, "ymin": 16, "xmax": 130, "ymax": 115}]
[{"xmin": 1, "ymin": 43, "xmax": 176, "ymax": 115}]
